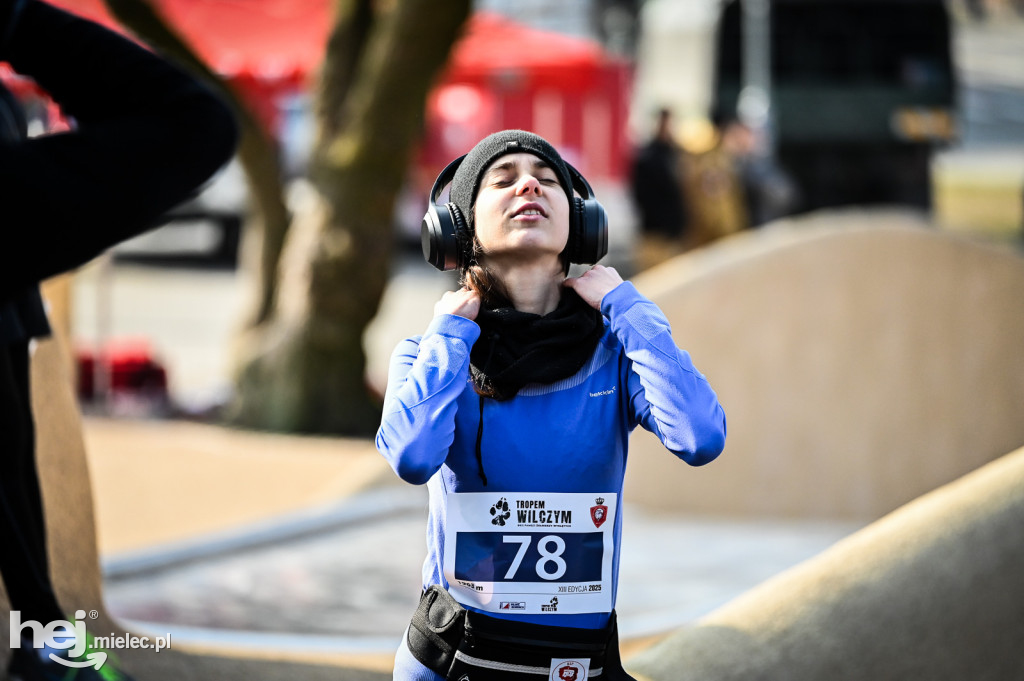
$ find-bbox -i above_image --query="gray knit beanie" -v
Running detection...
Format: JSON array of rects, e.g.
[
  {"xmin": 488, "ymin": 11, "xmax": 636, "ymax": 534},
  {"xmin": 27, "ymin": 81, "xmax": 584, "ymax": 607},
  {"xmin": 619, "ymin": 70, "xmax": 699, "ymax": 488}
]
[{"xmin": 449, "ymin": 130, "xmax": 575, "ymax": 236}]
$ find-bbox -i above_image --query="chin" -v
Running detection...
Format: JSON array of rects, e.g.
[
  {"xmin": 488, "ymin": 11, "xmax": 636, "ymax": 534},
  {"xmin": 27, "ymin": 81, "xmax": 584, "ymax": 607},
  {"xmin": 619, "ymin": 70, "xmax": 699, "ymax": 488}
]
[{"xmin": 483, "ymin": 246, "xmax": 564, "ymax": 268}]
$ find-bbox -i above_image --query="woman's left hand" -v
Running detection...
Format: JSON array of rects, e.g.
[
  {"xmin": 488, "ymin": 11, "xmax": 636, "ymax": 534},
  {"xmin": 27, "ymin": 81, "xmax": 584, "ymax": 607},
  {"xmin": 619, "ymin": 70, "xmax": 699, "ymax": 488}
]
[{"xmin": 563, "ymin": 265, "xmax": 624, "ymax": 310}]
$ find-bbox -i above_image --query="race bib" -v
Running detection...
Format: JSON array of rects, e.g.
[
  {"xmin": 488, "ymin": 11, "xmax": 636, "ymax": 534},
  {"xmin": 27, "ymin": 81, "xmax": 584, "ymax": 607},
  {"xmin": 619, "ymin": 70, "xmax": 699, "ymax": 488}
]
[{"xmin": 443, "ymin": 492, "xmax": 616, "ymax": 615}]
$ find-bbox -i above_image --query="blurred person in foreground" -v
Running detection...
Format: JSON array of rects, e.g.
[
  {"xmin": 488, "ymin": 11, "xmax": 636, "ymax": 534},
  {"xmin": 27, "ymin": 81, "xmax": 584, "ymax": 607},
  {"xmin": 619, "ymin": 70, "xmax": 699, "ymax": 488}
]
[
  {"xmin": 0, "ymin": 0, "xmax": 237, "ymax": 679},
  {"xmin": 377, "ymin": 130, "xmax": 726, "ymax": 680}
]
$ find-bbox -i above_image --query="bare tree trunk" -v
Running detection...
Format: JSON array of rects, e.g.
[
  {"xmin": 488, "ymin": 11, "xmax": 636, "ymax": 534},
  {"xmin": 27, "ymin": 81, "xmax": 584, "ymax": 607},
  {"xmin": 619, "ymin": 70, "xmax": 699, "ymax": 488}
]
[
  {"xmin": 228, "ymin": 0, "xmax": 471, "ymax": 434},
  {"xmin": 103, "ymin": 0, "xmax": 291, "ymax": 328}
]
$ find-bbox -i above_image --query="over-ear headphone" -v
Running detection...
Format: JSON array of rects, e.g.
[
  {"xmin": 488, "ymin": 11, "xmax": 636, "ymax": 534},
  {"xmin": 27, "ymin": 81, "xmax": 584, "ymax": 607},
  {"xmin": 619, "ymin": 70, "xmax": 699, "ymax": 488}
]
[{"xmin": 421, "ymin": 155, "xmax": 608, "ymax": 272}]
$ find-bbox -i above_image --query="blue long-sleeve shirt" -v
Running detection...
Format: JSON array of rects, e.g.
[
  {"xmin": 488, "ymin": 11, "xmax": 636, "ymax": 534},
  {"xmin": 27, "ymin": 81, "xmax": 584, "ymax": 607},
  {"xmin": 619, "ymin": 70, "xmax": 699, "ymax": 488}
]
[{"xmin": 376, "ymin": 281, "xmax": 726, "ymax": 630}]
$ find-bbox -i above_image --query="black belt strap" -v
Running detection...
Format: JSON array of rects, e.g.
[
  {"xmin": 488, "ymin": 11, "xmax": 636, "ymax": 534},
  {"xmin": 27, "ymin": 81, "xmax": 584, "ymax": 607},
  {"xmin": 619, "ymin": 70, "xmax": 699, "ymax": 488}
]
[{"xmin": 406, "ymin": 586, "xmax": 636, "ymax": 680}]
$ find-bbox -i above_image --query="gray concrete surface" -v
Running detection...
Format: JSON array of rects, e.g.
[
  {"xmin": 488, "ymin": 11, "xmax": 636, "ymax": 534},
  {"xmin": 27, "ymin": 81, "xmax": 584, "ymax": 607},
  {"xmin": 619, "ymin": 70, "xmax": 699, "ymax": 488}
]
[{"xmin": 99, "ymin": 486, "xmax": 860, "ymax": 653}]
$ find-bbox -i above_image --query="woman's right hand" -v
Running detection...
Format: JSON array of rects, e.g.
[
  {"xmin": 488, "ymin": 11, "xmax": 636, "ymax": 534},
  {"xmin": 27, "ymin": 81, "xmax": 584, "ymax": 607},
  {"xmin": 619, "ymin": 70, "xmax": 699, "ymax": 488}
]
[{"xmin": 434, "ymin": 287, "xmax": 481, "ymax": 321}]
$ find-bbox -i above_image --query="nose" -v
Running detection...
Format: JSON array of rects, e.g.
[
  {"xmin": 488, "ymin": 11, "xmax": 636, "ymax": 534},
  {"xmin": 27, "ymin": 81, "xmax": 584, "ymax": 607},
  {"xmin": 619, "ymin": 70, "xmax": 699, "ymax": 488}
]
[{"xmin": 515, "ymin": 174, "xmax": 541, "ymax": 195}]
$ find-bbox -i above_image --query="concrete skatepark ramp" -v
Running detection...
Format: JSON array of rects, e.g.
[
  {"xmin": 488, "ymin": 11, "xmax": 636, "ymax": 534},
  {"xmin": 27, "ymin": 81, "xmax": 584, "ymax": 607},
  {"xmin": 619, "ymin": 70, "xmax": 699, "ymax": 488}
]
[
  {"xmin": 629, "ymin": 445, "xmax": 1024, "ymax": 681},
  {"xmin": 626, "ymin": 212, "xmax": 1024, "ymax": 520},
  {"xmin": 623, "ymin": 214, "xmax": 1024, "ymax": 679}
]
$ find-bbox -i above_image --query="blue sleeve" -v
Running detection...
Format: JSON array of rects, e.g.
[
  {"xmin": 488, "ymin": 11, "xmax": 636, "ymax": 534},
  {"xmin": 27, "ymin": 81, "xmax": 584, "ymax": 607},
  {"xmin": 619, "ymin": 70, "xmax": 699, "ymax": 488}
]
[
  {"xmin": 375, "ymin": 314, "xmax": 481, "ymax": 484},
  {"xmin": 601, "ymin": 281, "xmax": 726, "ymax": 466}
]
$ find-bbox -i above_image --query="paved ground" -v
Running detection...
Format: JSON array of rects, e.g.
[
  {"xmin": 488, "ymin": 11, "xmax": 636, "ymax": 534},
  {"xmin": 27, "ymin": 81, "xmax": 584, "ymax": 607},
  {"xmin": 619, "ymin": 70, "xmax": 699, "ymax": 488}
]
[
  {"xmin": 86, "ymin": 434, "xmax": 860, "ymax": 654},
  {"xmin": 105, "ymin": 505, "xmax": 859, "ymax": 650},
  {"xmin": 79, "ymin": 411, "xmax": 861, "ymax": 657}
]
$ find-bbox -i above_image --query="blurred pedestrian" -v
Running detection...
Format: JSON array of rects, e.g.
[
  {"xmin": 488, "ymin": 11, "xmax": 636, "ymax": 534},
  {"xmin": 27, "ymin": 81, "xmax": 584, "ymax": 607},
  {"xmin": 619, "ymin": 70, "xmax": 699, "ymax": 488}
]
[
  {"xmin": 963, "ymin": 0, "xmax": 987, "ymax": 19},
  {"xmin": 681, "ymin": 110, "xmax": 798, "ymax": 249},
  {"xmin": 379, "ymin": 129, "xmax": 726, "ymax": 680},
  {"xmin": 1, "ymin": 1, "xmax": 237, "ymax": 679},
  {"xmin": 630, "ymin": 107, "xmax": 688, "ymax": 268},
  {"xmin": 681, "ymin": 113, "xmax": 752, "ymax": 248}
]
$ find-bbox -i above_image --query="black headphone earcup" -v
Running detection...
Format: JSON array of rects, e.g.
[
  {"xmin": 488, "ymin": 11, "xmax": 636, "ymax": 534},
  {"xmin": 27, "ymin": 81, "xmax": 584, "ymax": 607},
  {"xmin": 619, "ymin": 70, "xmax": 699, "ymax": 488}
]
[
  {"xmin": 421, "ymin": 203, "xmax": 456, "ymax": 271},
  {"xmin": 421, "ymin": 201, "xmax": 472, "ymax": 272},
  {"xmin": 563, "ymin": 163, "xmax": 609, "ymax": 266},
  {"xmin": 569, "ymin": 196, "xmax": 608, "ymax": 265}
]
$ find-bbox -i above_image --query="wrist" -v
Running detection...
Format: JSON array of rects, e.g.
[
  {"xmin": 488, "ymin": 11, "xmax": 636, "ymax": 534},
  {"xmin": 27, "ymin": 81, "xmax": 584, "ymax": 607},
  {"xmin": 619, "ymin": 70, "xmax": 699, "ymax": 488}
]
[
  {"xmin": 425, "ymin": 313, "xmax": 481, "ymax": 345},
  {"xmin": 599, "ymin": 280, "xmax": 638, "ymax": 317}
]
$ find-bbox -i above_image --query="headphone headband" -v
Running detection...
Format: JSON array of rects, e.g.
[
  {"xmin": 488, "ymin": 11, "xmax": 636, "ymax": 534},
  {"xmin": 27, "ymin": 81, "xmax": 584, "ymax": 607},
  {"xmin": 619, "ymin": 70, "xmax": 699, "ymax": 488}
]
[
  {"xmin": 428, "ymin": 155, "xmax": 467, "ymax": 205},
  {"xmin": 566, "ymin": 163, "xmax": 596, "ymax": 202}
]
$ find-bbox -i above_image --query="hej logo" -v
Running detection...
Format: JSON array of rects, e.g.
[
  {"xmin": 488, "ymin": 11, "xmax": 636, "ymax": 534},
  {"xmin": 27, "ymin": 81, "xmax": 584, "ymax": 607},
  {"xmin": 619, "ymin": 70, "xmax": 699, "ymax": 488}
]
[{"xmin": 9, "ymin": 610, "xmax": 106, "ymax": 670}]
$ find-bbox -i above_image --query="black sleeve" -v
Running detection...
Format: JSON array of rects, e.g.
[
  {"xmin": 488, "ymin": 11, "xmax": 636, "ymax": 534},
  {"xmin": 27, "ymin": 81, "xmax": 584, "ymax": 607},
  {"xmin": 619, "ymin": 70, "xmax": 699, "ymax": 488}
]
[{"xmin": 0, "ymin": 0, "xmax": 239, "ymax": 295}]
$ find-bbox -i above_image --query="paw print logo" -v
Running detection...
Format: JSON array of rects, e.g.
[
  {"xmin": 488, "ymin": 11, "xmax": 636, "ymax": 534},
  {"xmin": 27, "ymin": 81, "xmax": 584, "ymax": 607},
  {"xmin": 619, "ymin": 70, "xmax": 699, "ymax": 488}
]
[{"xmin": 489, "ymin": 497, "xmax": 510, "ymax": 526}]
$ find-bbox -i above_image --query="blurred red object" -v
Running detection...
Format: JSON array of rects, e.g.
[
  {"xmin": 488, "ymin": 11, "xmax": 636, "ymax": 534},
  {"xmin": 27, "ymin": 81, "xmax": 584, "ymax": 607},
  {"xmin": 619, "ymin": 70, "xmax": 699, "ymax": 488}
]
[
  {"xmin": 424, "ymin": 13, "xmax": 632, "ymax": 182},
  {"xmin": 76, "ymin": 338, "xmax": 168, "ymax": 403}
]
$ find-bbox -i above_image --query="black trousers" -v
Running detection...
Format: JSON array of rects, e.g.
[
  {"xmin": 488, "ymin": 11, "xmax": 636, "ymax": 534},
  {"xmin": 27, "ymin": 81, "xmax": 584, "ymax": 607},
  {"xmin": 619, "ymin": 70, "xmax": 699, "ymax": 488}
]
[{"xmin": 0, "ymin": 340, "xmax": 64, "ymax": 625}]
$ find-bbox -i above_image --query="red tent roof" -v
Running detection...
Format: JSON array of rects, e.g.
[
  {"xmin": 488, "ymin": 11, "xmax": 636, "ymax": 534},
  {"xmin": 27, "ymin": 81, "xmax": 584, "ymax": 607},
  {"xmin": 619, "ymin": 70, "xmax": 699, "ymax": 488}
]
[
  {"xmin": 448, "ymin": 13, "xmax": 607, "ymax": 76},
  {"xmin": 47, "ymin": 0, "xmax": 330, "ymax": 81}
]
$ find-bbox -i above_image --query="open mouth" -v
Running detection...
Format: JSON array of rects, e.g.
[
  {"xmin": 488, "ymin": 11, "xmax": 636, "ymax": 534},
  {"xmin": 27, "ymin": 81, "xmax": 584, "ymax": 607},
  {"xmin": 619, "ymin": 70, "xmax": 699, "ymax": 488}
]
[{"xmin": 513, "ymin": 203, "xmax": 547, "ymax": 218}]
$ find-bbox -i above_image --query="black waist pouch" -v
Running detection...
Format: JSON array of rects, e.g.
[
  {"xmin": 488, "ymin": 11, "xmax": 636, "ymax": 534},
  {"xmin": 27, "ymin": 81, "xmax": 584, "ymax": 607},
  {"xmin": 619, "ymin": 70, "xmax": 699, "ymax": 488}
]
[
  {"xmin": 406, "ymin": 586, "xmax": 635, "ymax": 680},
  {"xmin": 407, "ymin": 585, "xmax": 467, "ymax": 674}
]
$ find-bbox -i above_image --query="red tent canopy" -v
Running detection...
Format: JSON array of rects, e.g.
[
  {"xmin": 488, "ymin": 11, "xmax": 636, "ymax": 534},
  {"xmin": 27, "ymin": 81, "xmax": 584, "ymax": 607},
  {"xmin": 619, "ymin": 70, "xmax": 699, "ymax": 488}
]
[
  {"xmin": 46, "ymin": 0, "xmax": 329, "ymax": 82},
  {"xmin": 445, "ymin": 12, "xmax": 607, "ymax": 89},
  {"xmin": 429, "ymin": 14, "xmax": 631, "ymax": 180}
]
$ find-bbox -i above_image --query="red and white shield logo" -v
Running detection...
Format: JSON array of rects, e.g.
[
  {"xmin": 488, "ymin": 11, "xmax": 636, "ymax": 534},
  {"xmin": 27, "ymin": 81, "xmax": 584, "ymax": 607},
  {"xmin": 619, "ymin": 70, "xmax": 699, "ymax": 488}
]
[
  {"xmin": 590, "ymin": 504, "xmax": 607, "ymax": 528},
  {"xmin": 550, "ymin": 658, "xmax": 589, "ymax": 681},
  {"xmin": 554, "ymin": 661, "xmax": 582, "ymax": 680}
]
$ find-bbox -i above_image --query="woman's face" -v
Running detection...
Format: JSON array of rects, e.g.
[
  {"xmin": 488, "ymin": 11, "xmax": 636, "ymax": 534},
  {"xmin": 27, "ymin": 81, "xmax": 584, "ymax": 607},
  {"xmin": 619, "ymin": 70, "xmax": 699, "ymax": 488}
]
[{"xmin": 472, "ymin": 152, "xmax": 570, "ymax": 265}]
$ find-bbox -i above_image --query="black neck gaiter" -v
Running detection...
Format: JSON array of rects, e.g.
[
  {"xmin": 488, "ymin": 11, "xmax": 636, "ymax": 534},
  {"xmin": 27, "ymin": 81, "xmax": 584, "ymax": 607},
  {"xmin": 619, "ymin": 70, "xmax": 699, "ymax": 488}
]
[{"xmin": 469, "ymin": 288, "xmax": 604, "ymax": 401}]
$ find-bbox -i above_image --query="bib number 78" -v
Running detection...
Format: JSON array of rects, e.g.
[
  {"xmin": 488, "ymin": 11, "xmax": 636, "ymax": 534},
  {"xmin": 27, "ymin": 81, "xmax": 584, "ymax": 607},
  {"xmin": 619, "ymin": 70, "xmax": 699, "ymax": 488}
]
[{"xmin": 503, "ymin": 535, "xmax": 567, "ymax": 580}]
